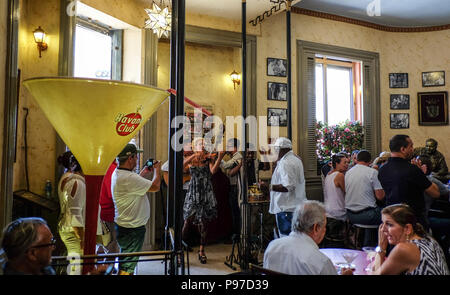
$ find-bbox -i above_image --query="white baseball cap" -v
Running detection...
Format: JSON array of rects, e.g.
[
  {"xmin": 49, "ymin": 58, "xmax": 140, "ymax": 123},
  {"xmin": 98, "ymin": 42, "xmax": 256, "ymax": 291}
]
[{"xmin": 273, "ymin": 137, "xmax": 292, "ymax": 149}]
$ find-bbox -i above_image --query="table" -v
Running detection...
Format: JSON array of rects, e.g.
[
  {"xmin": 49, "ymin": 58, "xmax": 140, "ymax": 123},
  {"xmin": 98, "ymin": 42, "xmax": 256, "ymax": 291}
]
[{"xmin": 320, "ymin": 248, "xmax": 372, "ymax": 275}]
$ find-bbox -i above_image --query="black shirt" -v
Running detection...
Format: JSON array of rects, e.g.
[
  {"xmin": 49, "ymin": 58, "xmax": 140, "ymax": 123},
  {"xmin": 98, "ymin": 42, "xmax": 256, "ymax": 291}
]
[{"xmin": 378, "ymin": 157, "xmax": 432, "ymax": 223}]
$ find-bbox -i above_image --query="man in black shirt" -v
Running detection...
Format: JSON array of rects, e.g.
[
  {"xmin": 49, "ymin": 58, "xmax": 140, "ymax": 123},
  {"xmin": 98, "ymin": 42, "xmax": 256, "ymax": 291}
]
[{"xmin": 378, "ymin": 134, "xmax": 440, "ymax": 229}]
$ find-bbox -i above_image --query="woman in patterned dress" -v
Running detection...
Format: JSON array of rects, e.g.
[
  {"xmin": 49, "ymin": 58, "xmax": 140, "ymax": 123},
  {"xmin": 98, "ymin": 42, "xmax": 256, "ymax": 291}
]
[
  {"xmin": 372, "ymin": 204, "xmax": 449, "ymax": 275},
  {"xmin": 182, "ymin": 138, "xmax": 225, "ymax": 264}
]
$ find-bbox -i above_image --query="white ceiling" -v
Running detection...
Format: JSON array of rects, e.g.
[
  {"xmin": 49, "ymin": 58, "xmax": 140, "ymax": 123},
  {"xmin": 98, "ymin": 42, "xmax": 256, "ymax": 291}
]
[
  {"xmin": 294, "ymin": 0, "xmax": 450, "ymax": 27},
  {"xmin": 138, "ymin": 0, "xmax": 302, "ymax": 21},
  {"xmin": 140, "ymin": 0, "xmax": 450, "ymax": 27}
]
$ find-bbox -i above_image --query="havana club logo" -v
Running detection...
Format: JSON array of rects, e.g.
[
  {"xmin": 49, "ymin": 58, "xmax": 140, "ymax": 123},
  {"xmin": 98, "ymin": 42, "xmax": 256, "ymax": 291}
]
[{"xmin": 115, "ymin": 105, "xmax": 143, "ymax": 136}]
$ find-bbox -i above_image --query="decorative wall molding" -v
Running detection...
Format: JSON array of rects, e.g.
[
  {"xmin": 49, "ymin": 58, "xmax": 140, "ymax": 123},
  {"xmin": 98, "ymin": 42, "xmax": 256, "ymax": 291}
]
[{"xmin": 292, "ymin": 7, "xmax": 450, "ymax": 33}]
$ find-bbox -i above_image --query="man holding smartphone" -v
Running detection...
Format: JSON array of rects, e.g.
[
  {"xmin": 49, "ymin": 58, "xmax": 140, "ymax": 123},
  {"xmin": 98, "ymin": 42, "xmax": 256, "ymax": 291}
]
[{"xmin": 111, "ymin": 143, "xmax": 161, "ymax": 275}]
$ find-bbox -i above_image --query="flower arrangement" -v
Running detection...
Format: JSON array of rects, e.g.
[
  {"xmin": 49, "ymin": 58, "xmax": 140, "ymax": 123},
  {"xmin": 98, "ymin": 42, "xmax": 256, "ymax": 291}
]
[{"xmin": 316, "ymin": 120, "xmax": 364, "ymax": 163}]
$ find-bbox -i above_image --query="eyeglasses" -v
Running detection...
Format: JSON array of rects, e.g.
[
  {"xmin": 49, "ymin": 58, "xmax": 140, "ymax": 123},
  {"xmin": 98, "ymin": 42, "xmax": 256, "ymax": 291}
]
[{"xmin": 30, "ymin": 237, "xmax": 56, "ymax": 249}]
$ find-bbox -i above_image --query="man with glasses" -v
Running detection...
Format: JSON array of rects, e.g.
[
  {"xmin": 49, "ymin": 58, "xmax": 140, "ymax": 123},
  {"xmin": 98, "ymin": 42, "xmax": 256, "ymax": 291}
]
[
  {"xmin": 1, "ymin": 217, "xmax": 56, "ymax": 275},
  {"xmin": 111, "ymin": 143, "xmax": 161, "ymax": 275}
]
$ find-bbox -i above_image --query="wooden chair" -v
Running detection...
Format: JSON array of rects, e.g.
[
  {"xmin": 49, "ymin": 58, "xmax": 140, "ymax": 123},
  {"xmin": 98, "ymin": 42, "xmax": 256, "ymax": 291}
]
[{"xmin": 249, "ymin": 263, "xmax": 287, "ymax": 275}]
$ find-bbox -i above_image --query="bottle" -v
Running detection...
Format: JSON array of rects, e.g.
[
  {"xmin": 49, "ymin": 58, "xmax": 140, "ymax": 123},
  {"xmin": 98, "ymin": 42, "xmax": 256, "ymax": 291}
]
[{"xmin": 45, "ymin": 180, "xmax": 52, "ymax": 199}]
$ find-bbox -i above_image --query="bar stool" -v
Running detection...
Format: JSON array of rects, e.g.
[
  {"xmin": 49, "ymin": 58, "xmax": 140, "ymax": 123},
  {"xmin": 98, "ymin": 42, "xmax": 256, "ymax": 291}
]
[{"xmin": 352, "ymin": 224, "xmax": 379, "ymax": 249}]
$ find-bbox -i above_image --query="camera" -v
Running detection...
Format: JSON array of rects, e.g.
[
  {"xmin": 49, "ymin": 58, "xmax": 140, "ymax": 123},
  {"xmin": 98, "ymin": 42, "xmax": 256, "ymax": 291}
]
[{"xmin": 144, "ymin": 158, "xmax": 154, "ymax": 169}]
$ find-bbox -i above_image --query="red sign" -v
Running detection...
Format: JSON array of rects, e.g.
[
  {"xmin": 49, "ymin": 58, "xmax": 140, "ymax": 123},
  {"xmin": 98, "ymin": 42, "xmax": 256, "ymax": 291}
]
[{"xmin": 115, "ymin": 112, "xmax": 142, "ymax": 136}]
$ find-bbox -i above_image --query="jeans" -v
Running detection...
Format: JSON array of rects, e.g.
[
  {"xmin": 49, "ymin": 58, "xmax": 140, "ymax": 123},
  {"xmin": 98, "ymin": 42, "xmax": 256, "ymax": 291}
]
[
  {"xmin": 116, "ymin": 224, "xmax": 146, "ymax": 274},
  {"xmin": 59, "ymin": 230, "xmax": 82, "ymax": 256},
  {"xmin": 276, "ymin": 212, "xmax": 293, "ymax": 237},
  {"xmin": 347, "ymin": 207, "xmax": 382, "ymax": 247}
]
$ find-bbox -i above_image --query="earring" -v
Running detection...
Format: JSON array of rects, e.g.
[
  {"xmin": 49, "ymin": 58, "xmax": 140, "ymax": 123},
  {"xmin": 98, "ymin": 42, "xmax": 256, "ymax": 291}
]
[{"xmin": 406, "ymin": 234, "xmax": 410, "ymax": 242}]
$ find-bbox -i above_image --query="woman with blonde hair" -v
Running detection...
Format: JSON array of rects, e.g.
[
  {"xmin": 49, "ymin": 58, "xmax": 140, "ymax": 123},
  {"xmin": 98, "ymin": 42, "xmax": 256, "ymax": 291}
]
[
  {"xmin": 372, "ymin": 204, "xmax": 449, "ymax": 275},
  {"xmin": 182, "ymin": 137, "xmax": 225, "ymax": 263}
]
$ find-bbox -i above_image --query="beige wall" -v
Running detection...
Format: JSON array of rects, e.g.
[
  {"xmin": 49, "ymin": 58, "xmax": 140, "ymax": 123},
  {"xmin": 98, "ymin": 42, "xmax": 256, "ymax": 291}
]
[
  {"xmin": 13, "ymin": 0, "xmax": 60, "ymax": 194},
  {"xmin": 257, "ymin": 12, "xmax": 449, "ymax": 165},
  {"xmin": 0, "ymin": 0, "xmax": 7, "ymax": 174},
  {"xmin": 155, "ymin": 41, "xmax": 242, "ymax": 162},
  {"xmin": 380, "ymin": 31, "xmax": 450, "ymax": 160}
]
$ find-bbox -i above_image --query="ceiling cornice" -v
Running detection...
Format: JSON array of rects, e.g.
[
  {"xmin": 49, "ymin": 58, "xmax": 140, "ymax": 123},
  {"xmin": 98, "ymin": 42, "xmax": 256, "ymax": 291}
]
[{"xmin": 292, "ymin": 7, "xmax": 450, "ymax": 33}]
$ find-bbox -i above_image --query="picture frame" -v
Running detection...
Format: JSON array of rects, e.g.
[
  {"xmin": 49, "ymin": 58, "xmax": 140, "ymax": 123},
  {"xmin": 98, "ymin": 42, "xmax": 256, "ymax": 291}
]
[
  {"xmin": 418, "ymin": 91, "xmax": 448, "ymax": 126},
  {"xmin": 422, "ymin": 71, "xmax": 445, "ymax": 87},
  {"xmin": 390, "ymin": 113, "xmax": 409, "ymax": 129},
  {"xmin": 390, "ymin": 94, "xmax": 410, "ymax": 110},
  {"xmin": 267, "ymin": 82, "xmax": 287, "ymax": 101},
  {"xmin": 267, "ymin": 57, "xmax": 287, "ymax": 77},
  {"xmin": 267, "ymin": 108, "xmax": 287, "ymax": 126},
  {"xmin": 389, "ymin": 73, "xmax": 408, "ymax": 88}
]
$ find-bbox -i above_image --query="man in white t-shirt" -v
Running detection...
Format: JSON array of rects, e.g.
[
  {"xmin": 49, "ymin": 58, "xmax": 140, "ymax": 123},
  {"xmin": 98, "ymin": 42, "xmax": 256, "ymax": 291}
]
[
  {"xmin": 111, "ymin": 143, "xmax": 161, "ymax": 275},
  {"xmin": 345, "ymin": 150, "xmax": 385, "ymax": 247},
  {"xmin": 260, "ymin": 137, "xmax": 307, "ymax": 237}
]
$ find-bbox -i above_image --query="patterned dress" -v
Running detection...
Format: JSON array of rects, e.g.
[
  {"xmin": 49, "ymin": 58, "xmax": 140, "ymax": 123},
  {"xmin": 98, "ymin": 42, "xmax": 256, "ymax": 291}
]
[
  {"xmin": 405, "ymin": 237, "xmax": 449, "ymax": 275},
  {"xmin": 183, "ymin": 165, "xmax": 217, "ymax": 224}
]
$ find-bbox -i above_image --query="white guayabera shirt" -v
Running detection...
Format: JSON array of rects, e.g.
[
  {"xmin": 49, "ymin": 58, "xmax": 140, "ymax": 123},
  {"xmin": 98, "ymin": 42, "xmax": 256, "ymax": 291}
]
[{"xmin": 269, "ymin": 150, "xmax": 307, "ymax": 214}]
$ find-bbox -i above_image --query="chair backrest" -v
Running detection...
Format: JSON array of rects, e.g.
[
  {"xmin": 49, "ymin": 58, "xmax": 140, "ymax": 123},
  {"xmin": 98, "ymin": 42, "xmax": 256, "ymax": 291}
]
[{"xmin": 249, "ymin": 263, "xmax": 286, "ymax": 275}]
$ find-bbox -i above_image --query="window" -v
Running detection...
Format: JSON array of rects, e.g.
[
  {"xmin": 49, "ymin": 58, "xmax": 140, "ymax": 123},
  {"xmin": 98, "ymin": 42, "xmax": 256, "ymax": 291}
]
[
  {"xmin": 315, "ymin": 57, "xmax": 362, "ymax": 125},
  {"xmin": 73, "ymin": 17, "xmax": 123, "ymax": 81},
  {"xmin": 74, "ymin": 24, "xmax": 112, "ymax": 79}
]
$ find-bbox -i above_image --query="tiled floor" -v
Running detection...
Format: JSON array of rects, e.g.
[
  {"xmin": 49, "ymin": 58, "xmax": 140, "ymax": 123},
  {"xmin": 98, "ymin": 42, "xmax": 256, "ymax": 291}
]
[{"xmin": 135, "ymin": 243, "xmax": 251, "ymax": 275}]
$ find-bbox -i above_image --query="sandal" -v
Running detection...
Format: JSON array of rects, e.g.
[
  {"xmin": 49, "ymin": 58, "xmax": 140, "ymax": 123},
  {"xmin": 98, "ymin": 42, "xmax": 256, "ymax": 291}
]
[{"xmin": 198, "ymin": 250, "xmax": 207, "ymax": 264}]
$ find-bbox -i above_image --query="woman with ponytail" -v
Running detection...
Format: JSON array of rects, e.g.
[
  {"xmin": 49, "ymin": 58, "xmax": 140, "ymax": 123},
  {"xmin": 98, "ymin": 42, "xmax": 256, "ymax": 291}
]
[{"xmin": 372, "ymin": 204, "xmax": 449, "ymax": 275}]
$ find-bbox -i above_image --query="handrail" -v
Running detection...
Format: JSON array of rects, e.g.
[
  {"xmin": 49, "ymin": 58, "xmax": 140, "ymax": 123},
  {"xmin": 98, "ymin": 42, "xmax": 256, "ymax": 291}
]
[{"xmin": 52, "ymin": 250, "xmax": 173, "ymax": 260}]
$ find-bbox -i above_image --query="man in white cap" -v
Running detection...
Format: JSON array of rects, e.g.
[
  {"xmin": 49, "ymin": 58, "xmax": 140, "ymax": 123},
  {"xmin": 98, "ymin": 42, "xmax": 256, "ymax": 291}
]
[{"xmin": 260, "ymin": 137, "xmax": 307, "ymax": 237}]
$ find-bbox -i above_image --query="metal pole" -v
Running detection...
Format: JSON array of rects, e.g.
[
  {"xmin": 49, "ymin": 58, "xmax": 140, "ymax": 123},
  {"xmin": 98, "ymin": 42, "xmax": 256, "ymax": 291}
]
[
  {"xmin": 173, "ymin": 0, "xmax": 185, "ymax": 273},
  {"xmin": 167, "ymin": 0, "xmax": 178, "ymax": 252},
  {"xmin": 241, "ymin": 0, "xmax": 250, "ymax": 271},
  {"xmin": 286, "ymin": 0, "xmax": 292, "ymax": 140}
]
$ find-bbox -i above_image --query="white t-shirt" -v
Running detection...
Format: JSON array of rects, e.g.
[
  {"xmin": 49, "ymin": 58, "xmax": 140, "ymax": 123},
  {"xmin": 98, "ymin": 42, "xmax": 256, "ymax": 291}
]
[
  {"xmin": 345, "ymin": 164, "xmax": 383, "ymax": 212},
  {"xmin": 58, "ymin": 173, "xmax": 102, "ymax": 235},
  {"xmin": 263, "ymin": 231, "xmax": 337, "ymax": 275},
  {"xmin": 111, "ymin": 169, "xmax": 153, "ymax": 228},
  {"xmin": 269, "ymin": 151, "xmax": 307, "ymax": 214}
]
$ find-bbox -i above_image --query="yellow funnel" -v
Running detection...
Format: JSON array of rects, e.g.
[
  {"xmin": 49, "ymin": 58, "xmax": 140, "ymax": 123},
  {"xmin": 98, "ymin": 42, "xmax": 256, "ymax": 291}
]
[
  {"xmin": 23, "ymin": 77, "xmax": 169, "ymax": 274},
  {"xmin": 23, "ymin": 77, "xmax": 169, "ymax": 175}
]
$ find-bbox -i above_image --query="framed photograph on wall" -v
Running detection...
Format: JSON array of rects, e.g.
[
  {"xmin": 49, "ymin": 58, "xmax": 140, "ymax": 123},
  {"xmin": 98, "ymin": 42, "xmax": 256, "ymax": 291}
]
[
  {"xmin": 390, "ymin": 94, "xmax": 410, "ymax": 110},
  {"xmin": 267, "ymin": 58, "xmax": 287, "ymax": 77},
  {"xmin": 418, "ymin": 91, "xmax": 448, "ymax": 126},
  {"xmin": 390, "ymin": 113, "xmax": 409, "ymax": 129},
  {"xmin": 422, "ymin": 71, "xmax": 445, "ymax": 87},
  {"xmin": 267, "ymin": 82, "xmax": 287, "ymax": 101},
  {"xmin": 389, "ymin": 73, "xmax": 408, "ymax": 88},
  {"xmin": 267, "ymin": 108, "xmax": 287, "ymax": 126}
]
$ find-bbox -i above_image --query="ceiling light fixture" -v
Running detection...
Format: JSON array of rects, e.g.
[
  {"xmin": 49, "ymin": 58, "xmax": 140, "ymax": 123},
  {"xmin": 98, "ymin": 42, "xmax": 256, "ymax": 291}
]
[{"xmin": 144, "ymin": 0, "xmax": 172, "ymax": 38}]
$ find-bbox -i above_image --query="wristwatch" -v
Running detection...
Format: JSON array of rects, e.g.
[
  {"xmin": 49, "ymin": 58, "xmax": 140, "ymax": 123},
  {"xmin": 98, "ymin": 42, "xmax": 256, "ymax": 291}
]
[{"xmin": 375, "ymin": 246, "xmax": 386, "ymax": 254}]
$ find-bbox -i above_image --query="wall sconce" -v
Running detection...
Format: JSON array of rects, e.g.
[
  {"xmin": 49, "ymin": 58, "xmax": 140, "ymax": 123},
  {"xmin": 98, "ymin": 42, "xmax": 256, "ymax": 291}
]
[
  {"xmin": 230, "ymin": 70, "xmax": 240, "ymax": 90},
  {"xmin": 33, "ymin": 26, "xmax": 48, "ymax": 58}
]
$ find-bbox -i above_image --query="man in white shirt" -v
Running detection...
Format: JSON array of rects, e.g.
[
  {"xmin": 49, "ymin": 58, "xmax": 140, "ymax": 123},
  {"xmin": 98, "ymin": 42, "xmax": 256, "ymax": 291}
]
[
  {"xmin": 345, "ymin": 150, "xmax": 385, "ymax": 247},
  {"xmin": 111, "ymin": 143, "xmax": 161, "ymax": 275},
  {"xmin": 263, "ymin": 201, "xmax": 352, "ymax": 275},
  {"xmin": 261, "ymin": 137, "xmax": 307, "ymax": 237}
]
